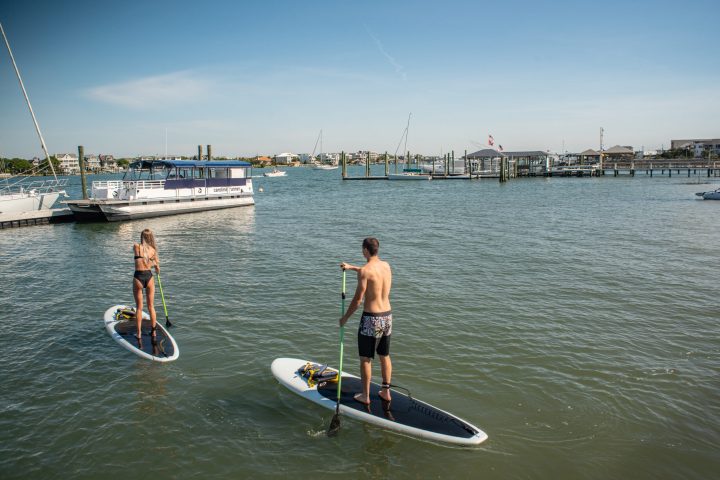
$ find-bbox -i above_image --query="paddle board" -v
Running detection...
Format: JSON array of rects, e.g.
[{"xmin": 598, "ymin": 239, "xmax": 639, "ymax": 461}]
[
  {"xmin": 104, "ymin": 305, "xmax": 179, "ymax": 362},
  {"xmin": 271, "ymin": 357, "xmax": 487, "ymax": 446}
]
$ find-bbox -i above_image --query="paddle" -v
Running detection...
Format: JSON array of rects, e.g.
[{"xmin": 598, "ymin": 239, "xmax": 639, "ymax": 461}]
[
  {"xmin": 328, "ymin": 269, "xmax": 346, "ymax": 436},
  {"xmin": 156, "ymin": 271, "xmax": 172, "ymax": 328}
]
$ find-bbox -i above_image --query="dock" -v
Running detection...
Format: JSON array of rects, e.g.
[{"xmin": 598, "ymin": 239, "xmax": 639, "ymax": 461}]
[{"xmin": 0, "ymin": 208, "xmax": 74, "ymax": 229}]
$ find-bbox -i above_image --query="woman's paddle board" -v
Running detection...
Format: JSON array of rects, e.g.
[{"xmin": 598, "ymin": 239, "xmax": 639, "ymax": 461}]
[
  {"xmin": 104, "ymin": 305, "xmax": 179, "ymax": 362},
  {"xmin": 271, "ymin": 357, "xmax": 488, "ymax": 446}
]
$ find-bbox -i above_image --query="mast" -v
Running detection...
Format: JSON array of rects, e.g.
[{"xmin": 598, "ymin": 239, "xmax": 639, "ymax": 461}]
[{"xmin": 0, "ymin": 22, "xmax": 58, "ymax": 180}]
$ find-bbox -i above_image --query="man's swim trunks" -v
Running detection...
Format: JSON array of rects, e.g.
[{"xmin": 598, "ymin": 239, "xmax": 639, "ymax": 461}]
[{"xmin": 357, "ymin": 311, "xmax": 392, "ymax": 358}]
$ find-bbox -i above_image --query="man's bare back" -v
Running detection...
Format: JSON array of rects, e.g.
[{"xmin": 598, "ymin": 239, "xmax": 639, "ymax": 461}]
[{"xmin": 357, "ymin": 258, "xmax": 391, "ymax": 314}]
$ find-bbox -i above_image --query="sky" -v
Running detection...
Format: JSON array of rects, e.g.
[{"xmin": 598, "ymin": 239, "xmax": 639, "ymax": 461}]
[{"xmin": 1, "ymin": 0, "xmax": 718, "ymax": 158}]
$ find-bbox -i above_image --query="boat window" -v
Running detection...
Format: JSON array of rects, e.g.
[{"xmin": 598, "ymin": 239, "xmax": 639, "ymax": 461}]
[
  {"xmin": 229, "ymin": 168, "xmax": 246, "ymax": 179},
  {"xmin": 211, "ymin": 168, "xmax": 229, "ymax": 179},
  {"xmin": 192, "ymin": 168, "xmax": 205, "ymax": 179}
]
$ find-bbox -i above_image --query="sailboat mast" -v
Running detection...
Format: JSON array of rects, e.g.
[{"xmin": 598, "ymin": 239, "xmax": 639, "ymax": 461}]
[{"xmin": 0, "ymin": 22, "xmax": 58, "ymax": 180}]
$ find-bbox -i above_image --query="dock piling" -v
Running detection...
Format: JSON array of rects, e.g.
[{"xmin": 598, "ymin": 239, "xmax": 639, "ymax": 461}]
[{"xmin": 78, "ymin": 145, "xmax": 87, "ymax": 199}]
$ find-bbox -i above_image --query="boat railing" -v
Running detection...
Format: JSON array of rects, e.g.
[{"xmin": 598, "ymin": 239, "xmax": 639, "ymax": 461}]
[
  {"xmin": 0, "ymin": 178, "xmax": 68, "ymax": 195},
  {"xmin": 93, "ymin": 179, "xmax": 166, "ymax": 190}
]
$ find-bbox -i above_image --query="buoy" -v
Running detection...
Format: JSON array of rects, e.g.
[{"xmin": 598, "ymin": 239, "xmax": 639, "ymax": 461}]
[{"xmin": 259, "ymin": 187, "xmax": 264, "ymax": 192}]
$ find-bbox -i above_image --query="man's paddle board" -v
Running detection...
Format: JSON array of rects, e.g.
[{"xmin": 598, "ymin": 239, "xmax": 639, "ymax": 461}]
[
  {"xmin": 271, "ymin": 357, "xmax": 488, "ymax": 446},
  {"xmin": 104, "ymin": 305, "xmax": 179, "ymax": 362}
]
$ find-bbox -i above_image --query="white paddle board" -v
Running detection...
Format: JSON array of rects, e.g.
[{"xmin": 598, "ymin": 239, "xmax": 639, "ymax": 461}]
[
  {"xmin": 271, "ymin": 357, "xmax": 488, "ymax": 446},
  {"xmin": 104, "ymin": 305, "xmax": 179, "ymax": 362}
]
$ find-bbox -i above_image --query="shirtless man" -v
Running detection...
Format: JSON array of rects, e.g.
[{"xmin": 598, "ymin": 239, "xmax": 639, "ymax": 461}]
[{"xmin": 339, "ymin": 237, "xmax": 393, "ymax": 405}]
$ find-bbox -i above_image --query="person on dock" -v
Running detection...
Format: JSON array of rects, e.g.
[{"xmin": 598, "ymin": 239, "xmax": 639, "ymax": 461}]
[
  {"xmin": 339, "ymin": 237, "xmax": 393, "ymax": 405},
  {"xmin": 133, "ymin": 228, "xmax": 160, "ymax": 344}
]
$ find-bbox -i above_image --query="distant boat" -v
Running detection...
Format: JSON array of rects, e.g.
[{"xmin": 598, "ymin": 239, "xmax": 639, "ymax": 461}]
[
  {"xmin": 264, "ymin": 168, "xmax": 287, "ymax": 177},
  {"xmin": 311, "ymin": 129, "xmax": 338, "ymax": 170},
  {"xmin": 313, "ymin": 163, "xmax": 338, "ymax": 170},
  {"xmin": 695, "ymin": 188, "xmax": 720, "ymax": 200}
]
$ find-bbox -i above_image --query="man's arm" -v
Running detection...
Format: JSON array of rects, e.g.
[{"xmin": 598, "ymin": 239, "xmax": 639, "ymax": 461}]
[
  {"xmin": 340, "ymin": 262, "xmax": 360, "ymax": 272},
  {"xmin": 339, "ymin": 270, "xmax": 367, "ymax": 326}
]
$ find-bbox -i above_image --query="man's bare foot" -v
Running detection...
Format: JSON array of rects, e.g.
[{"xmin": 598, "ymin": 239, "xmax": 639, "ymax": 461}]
[
  {"xmin": 353, "ymin": 393, "xmax": 370, "ymax": 405},
  {"xmin": 379, "ymin": 383, "xmax": 391, "ymax": 402}
]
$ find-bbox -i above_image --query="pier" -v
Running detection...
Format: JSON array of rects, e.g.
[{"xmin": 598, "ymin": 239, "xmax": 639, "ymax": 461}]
[
  {"xmin": 341, "ymin": 157, "xmax": 720, "ymax": 181},
  {"xmin": 0, "ymin": 208, "xmax": 74, "ymax": 229}
]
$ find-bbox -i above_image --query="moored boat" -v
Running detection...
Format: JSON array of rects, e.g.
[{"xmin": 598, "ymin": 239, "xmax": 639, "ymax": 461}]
[
  {"xmin": 66, "ymin": 159, "xmax": 254, "ymax": 222},
  {"xmin": 388, "ymin": 168, "xmax": 431, "ymax": 180},
  {"xmin": 695, "ymin": 188, "xmax": 720, "ymax": 200}
]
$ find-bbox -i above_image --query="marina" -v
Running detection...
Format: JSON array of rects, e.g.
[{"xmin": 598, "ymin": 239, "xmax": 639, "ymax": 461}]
[
  {"xmin": 2, "ymin": 1, "xmax": 719, "ymax": 478},
  {"xmin": 2, "ymin": 168, "xmax": 719, "ymax": 478}
]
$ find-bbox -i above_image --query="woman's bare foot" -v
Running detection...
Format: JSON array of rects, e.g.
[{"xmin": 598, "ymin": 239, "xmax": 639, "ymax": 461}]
[{"xmin": 353, "ymin": 393, "xmax": 370, "ymax": 405}]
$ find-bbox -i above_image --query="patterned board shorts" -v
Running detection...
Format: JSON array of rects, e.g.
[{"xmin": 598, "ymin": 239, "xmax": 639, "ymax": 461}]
[{"xmin": 359, "ymin": 311, "xmax": 392, "ymax": 338}]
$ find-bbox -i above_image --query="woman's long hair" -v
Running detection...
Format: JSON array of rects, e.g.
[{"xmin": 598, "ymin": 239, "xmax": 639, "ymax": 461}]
[{"xmin": 140, "ymin": 229, "xmax": 157, "ymax": 251}]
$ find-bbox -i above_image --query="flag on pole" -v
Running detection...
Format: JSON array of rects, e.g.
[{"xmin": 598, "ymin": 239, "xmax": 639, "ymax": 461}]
[
  {"xmin": 498, "ymin": 145, "xmax": 503, "ymax": 152},
  {"xmin": 488, "ymin": 135, "xmax": 494, "ymax": 146}
]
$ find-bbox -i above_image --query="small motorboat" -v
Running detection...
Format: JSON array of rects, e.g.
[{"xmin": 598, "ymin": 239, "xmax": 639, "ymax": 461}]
[
  {"xmin": 263, "ymin": 168, "xmax": 287, "ymax": 177},
  {"xmin": 695, "ymin": 188, "xmax": 720, "ymax": 200}
]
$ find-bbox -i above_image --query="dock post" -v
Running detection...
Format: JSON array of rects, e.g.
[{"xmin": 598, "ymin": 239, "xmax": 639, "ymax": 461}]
[
  {"xmin": 78, "ymin": 145, "xmax": 88, "ymax": 199},
  {"xmin": 197, "ymin": 145, "xmax": 202, "ymax": 160},
  {"xmin": 207, "ymin": 145, "xmax": 212, "ymax": 161},
  {"xmin": 394, "ymin": 154, "xmax": 398, "ymax": 174},
  {"xmin": 384, "ymin": 151, "xmax": 389, "ymax": 177},
  {"xmin": 630, "ymin": 161, "xmax": 635, "ymax": 177},
  {"xmin": 451, "ymin": 150, "xmax": 455, "ymax": 175},
  {"xmin": 342, "ymin": 151, "xmax": 346, "ymax": 178},
  {"xmin": 445, "ymin": 154, "xmax": 448, "ymax": 177},
  {"xmin": 366, "ymin": 151, "xmax": 370, "ymax": 177},
  {"xmin": 464, "ymin": 149, "xmax": 468, "ymax": 176},
  {"xmin": 669, "ymin": 163, "xmax": 672, "ymax": 177}
]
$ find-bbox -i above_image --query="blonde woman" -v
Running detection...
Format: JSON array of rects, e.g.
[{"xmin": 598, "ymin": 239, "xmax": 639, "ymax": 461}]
[{"xmin": 133, "ymin": 229, "xmax": 160, "ymax": 343}]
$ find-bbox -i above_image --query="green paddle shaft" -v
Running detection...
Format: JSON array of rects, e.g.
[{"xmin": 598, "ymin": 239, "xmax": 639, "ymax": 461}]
[
  {"xmin": 156, "ymin": 272, "xmax": 172, "ymax": 328},
  {"xmin": 335, "ymin": 270, "xmax": 346, "ymax": 412}
]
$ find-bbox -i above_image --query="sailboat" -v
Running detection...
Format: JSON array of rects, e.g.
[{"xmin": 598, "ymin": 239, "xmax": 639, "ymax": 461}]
[
  {"xmin": 388, "ymin": 113, "xmax": 431, "ymax": 180},
  {"xmin": 311, "ymin": 130, "xmax": 338, "ymax": 170},
  {"xmin": 0, "ymin": 22, "xmax": 67, "ymax": 223}
]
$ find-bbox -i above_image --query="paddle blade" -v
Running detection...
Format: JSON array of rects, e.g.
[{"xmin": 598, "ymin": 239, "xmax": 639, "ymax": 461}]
[
  {"xmin": 165, "ymin": 317, "xmax": 172, "ymax": 328},
  {"xmin": 327, "ymin": 413, "xmax": 341, "ymax": 436}
]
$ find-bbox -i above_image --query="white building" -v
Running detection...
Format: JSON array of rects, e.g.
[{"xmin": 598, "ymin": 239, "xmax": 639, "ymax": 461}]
[
  {"xmin": 56, "ymin": 153, "xmax": 79, "ymax": 175},
  {"xmin": 298, "ymin": 153, "xmax": 314, "ymax": 164},
  {"xmin": 275, "ymin": 152, "xmax": 298, "ymax": 165},
  {"xmin": 84, "ymin": 154, "xmax": 101, "ymax": 171},
  {"xmin": 320, "ymin": 152, "xmax": 339, "ymax": 163}
]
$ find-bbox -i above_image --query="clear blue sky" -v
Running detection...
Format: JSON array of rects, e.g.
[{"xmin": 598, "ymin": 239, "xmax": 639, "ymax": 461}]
[{"xmin": 1, "ymin": 0, "xmax": 718, "ymax": 158}]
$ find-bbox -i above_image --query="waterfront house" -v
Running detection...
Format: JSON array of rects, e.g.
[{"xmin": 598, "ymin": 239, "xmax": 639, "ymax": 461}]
[
  {"xmin": 56, "ymin": 153, "xmax": 79, "ymax": 175},
  {"xmin": 84, "ymin": 154, "xmax": 101, "ymax": 172},
  {"xmin": 99, "ymin": 154, "xmax": 115, "ymax": 171},
  {"xmin": 671, "ymin": 138, "xmax": 720, "ymax": 158},
  {"xmin": 275, "ymin": 152, "xmax": 297, "ymax": 165}
]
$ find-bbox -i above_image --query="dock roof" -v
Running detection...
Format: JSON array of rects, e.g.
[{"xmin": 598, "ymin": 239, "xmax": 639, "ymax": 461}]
[{"xmin": 467, "ymin": 149, "xmax": 504, "ymax": 159}]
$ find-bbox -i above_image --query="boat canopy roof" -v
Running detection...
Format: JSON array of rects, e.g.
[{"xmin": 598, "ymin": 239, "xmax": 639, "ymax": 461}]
[{"xmin": 129, "ymin": 159, "xmax": 252, "ymax": 169}]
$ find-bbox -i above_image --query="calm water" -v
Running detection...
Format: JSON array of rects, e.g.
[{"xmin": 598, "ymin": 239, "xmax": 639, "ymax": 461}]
[{"xmin": 1, "ymin": 167, "xmax": 718, "ymax": 479}]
